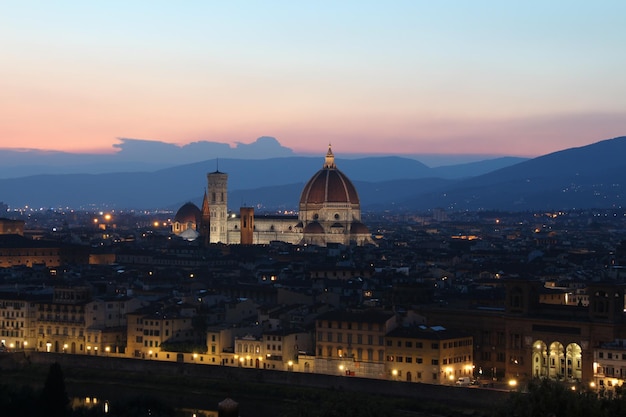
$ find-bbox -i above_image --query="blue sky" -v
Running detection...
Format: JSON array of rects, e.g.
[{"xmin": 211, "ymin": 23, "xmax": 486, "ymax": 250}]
[{"xmin": 1, "ymin": 1, "xmax": 625, "ymax": 159}]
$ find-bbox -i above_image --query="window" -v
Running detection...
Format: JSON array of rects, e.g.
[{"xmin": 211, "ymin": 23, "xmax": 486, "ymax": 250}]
[{"xmin": 431, "ymin": 359, "xmax": 439, "ymax": 365}]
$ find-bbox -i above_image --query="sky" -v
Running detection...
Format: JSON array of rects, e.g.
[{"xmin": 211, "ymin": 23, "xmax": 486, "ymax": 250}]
[{"xmin": 2, "ymin": 1, "xmax": 626, "ymax": 159}]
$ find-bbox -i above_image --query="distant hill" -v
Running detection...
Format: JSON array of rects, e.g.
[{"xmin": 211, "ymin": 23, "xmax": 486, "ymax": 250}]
[
  {"xmin": 0, "ymin": 154, "xmax": 514, "ymax": 210},
  {"xmin": 403, "ymin": 136, "xmax": 626, "ymax": 211},
  {"xmin": 3, "ymin": 136, "xmax": 625, "ymax": 212}
]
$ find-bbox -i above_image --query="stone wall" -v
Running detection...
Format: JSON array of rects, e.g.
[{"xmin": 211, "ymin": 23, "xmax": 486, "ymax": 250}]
[{"xmin": 20, "ymin": 351, "xmax": 510, "ymax": 410}]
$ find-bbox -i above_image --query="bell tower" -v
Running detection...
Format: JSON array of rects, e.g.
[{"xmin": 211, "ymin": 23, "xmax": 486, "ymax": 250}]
[{"xmin": 207, "ymin": 170, "xmax": 228, "ymax": 243}]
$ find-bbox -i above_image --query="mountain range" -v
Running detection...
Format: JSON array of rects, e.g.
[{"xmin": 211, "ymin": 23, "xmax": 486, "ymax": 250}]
[{"xmin": 1, "ymin": 136, "xmax": 625, "ymax": 212}]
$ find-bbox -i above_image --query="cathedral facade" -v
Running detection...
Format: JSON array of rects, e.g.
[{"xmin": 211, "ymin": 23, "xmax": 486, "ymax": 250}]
[{"xmin": 172, "ymin": 146, "xmax": 373, "ymax": 246}]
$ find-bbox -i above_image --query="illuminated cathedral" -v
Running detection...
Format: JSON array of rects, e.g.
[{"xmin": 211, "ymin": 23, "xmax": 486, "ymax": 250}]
[{"xmin": 172, "ymin": 146, "xmax": 373, "ymax": 246}]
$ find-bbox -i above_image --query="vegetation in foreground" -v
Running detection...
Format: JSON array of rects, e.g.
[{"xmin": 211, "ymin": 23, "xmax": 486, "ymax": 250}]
[{"xmin": 496, "ymin": 378, "xmax": 626, "ymax": 417}]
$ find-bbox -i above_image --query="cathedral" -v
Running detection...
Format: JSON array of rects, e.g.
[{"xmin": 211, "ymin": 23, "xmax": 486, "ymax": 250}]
[{"xmin": 172, "ymin": 146, "xmax": 373, "ymax": 246}]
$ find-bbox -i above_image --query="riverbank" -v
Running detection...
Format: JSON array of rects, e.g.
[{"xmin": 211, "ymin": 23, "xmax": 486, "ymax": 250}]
[{"xmin": 1, "ymin": 352, "xmax": 506, "ymax": 416}]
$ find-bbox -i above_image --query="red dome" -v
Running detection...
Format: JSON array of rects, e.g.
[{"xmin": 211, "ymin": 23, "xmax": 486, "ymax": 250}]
[
  {"xmin": 299, "ymin": 147, "xmax": 360, "ymax": 206},
  {"xmin": 174, "ymin": 202, "xmax": 201, "ymax": 224}
]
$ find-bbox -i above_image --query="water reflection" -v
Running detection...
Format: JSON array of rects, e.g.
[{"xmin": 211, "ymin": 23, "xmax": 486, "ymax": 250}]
[{"xmin": 71, "ymin": 396, "xmax": 217, "ymax": 417}]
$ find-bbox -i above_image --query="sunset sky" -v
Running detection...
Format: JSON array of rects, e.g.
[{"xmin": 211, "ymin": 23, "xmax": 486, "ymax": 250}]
[{"xmin": 2, "ymin": 1, "xmax": 626, "ymax": 158}]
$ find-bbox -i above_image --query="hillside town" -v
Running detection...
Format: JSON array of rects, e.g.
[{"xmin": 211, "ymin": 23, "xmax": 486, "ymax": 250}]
[{"xmin": 2, "ymin": 205, "xmax": 626, "ymax": 395}]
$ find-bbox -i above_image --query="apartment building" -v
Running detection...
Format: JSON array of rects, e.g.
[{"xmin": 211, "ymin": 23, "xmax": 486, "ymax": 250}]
[
  {"xmin": 385, "ymin": 325, "xmax": 473, "ymax": 384},
  {"xmin": 314, "ymin": 309, "xmax": 397, "ymax": 379}
]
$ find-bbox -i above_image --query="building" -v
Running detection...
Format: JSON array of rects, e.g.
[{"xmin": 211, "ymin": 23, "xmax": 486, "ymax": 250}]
[
  {"xmin": 0, "ymin": 234, "xmax": 90, "ymax": 268},
  {"xmin": 0, "ymin": 218, "xmax": 24, "ymax": 235},
  {"xmin": 593, "ymin": 339, "xmax": 626, "ymax": 394},
  {"xmin": 314, "ymin": 309, "xmax": 397, "ymax": 379},
  {"xmin": 0, "ymin": 291, "xmax": 37, "ymax": 351},
  {"xmin": 35, "ymin": 287, "xmax": 90, "ymax": 354},
  {"xmin": 171, "ymin": 202, "xmax": 202, "ymax": 241},
  {"xmin": 126, "ymin": 303, "xmax": 198, "ymax": 359},
  {"xmin": 84, "ymin": 296, "xmax": 143, "ymax": 355},
  {"xmin": 416, "ymin": 279, "xmax": 626, "ymax": 388},
  {"xmin": 298, "ymin": 146, "xmax": 373, "ymax": 246},
  {"xmin": 172, "ymin": 146, "xmax": 374, "ymax": 247},
  {"xmin": 385, "ymin": 325, "xmax": 473, "ymax": 384}
]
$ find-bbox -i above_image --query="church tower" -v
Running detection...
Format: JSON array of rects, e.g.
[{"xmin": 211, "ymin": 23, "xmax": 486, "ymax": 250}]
[
  {"xmin": 207, "ymin": 170, "xmax": 228, "ymax": 243},
  {"xmin": 240, "ymin": 207, "xmax": 254, "ymax": 245},
  {"xmin": 200, "ymin": 190, "xmax": 211, "ymax": 246}
]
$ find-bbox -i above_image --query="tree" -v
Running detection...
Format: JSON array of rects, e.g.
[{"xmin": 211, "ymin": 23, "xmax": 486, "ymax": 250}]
[
  {"xmin": 495, "ymin": 379, "xmax": 604, "ymax": 417},
  {"xmin": 38, "ymin": 362, "xmax": 70, "ymax": 417}
]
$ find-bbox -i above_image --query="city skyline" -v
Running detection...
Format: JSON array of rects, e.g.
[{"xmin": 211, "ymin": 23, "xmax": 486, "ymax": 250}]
[{"xmin": 2, "ymin": 2, "xmax": 626, "ymax": 158}]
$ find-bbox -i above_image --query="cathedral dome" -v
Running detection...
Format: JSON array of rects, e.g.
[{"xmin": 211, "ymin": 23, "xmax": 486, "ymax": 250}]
[
  {"xmin": 299, "ymin": 147, "xmax": 360, "ymax": 206},
  {"xmin": 174, "ymin": 202, "xmax": 201, "ymax": 224}
]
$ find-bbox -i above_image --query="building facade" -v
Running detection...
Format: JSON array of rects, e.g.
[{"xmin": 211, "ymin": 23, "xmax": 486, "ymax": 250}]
[{"xmin": 172, "ymin": 146, "xmax": 374, "ymax": 247}]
